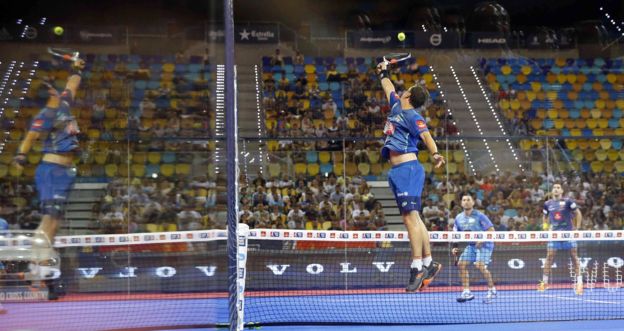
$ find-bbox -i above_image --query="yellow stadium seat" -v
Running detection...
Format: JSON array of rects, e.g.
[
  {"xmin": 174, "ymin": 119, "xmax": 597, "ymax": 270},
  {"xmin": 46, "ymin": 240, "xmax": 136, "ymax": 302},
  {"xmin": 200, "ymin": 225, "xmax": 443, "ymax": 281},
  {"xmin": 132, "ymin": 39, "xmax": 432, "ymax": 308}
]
[
  {"xmin": 357, "ymin": 163, "xmax": 370, "ymax": 176},
  {"xmin": 147, "ymin": 152, "xmax": 161, "ymax": 164},
  {"xmin": 619, "ymin": 150, "xmax": 624, "ymax": 161},
  {"xmin": 333, "ymin": 162, "xmax": 344, "ymax": 176},
  {"xmin": 584, "ymin": 150, "xmax": 596, "ymax": 161},
  {"xmin": 453, "ymin": 150, "xmax": 465, "ymax": 162},
  {"xmin": 577, "ymin": 140, "xmax": 589, "ymax": 150},
  {"xmin": 606, "ymin": 150, "xmax": 619, "ymax": 161},
  {"xmin": 418, "ymin": 151, "xmax": 429, "ymax": 163},
  {"xmin": 175, "ymin": 163, "xmax": 191, "ymax": 176},
  {"xmin": 294, "ymin": 163, "xmax": 307, "ymax": 175},
  {"xmin": 554, "ymin": 119, "xmax": 564, "ymax": 129},
  {"xmin": 307, "ymin": 163, "xmax": 320, "ymax": 176},
  {"xmin": 599, "ymin": 139, "xmax": 612, "ymax": 150},
  {"xmin": 131, "ymin": 164, "xmax": 145, "ymax": 177},
  {"xmin": 368, "ymin": 150, "xmax": 380, "ymax": 164},
  {"xmin": 589, "ymin": 140, "xmax": 601, "ymax": 150},
  {"xmin": 0, "ymin": 164, "xmax": 7, "ymax": 178},
  {"xmin": 268, "ymin": 163, "xmax": 281, "ymax": 178},
  {"xmin": 345, "ymin": 162, "xmax": 358, "ymax": 176},
  {"xmin": 590, "ymin": 109, "xmax": 602, "ymax": 119},
  {"xmin": 447, "ymin": 162, "xmax": 458, "ymax": 174},
  {"xmin": 370, "ymin": 163, "xmax": 382, "ymax": 176},
  {"xmin": 595, "ymin": 150, "xmax": 608, "ymax": 161},
  {"xmin": 597, "ymin": 119, "xmax": 609, "ymax": 129},
  {"xmin": 531, "ymin": 162, "xmax": 544, "ymax": 174},
  {"xmin": 616, "ymin": 161, "xmax": 624, "ymax": 173},
  {"xmin": 105, "ymin": 164, "xmax": 118, "ymax": 177},
  {"xmin": 132, "ymin": 152, "xmax": 147, "ymax": 164},
  {"xmin": 572, "ymin": 150, "xmax": 584, "ymax": 162},
  {"xmin": 318, "ymin": 151, "xmax": 331, "ymax": 163},
  {"xmin": 586, "ymin": 119, "xmax": 598, "ymax": 129},
  {"xmin": 332, "ymin": 151, "xmax": 344, "ymax": 163},
  {"xmin": 161, "ymin": 164, "xmax": 175, "ymax": 177},
  {"xmin": 604, "ymin": 161, "xmax": 614, "ymax": 172}
]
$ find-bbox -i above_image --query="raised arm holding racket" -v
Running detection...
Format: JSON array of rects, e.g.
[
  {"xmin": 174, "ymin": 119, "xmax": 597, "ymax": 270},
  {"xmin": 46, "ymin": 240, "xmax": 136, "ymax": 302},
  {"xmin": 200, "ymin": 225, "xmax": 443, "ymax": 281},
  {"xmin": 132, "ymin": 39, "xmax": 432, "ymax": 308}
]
[{"xmin": 376, "ymin": 52, "xmax": 444, "ymax": 292}]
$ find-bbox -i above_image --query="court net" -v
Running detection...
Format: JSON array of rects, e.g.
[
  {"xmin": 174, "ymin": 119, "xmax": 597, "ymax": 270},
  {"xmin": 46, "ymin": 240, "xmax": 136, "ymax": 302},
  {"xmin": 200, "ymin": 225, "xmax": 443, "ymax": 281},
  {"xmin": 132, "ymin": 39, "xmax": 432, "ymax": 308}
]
[{"xmin": 1, "ymin": 229, "xmax": 622, "ymax": 330}]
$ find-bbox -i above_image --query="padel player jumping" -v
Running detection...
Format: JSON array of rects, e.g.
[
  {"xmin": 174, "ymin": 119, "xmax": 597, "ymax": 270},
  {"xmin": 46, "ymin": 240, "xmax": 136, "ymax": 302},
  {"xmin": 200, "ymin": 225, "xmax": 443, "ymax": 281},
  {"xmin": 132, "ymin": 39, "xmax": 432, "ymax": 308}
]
[
  {"xmin": 13, "ymin": 56, "xmax": 85, "ymax": 248},
  {"xmin": 377, "ymin": 59, "xmax": 444, "ymax": 292}
]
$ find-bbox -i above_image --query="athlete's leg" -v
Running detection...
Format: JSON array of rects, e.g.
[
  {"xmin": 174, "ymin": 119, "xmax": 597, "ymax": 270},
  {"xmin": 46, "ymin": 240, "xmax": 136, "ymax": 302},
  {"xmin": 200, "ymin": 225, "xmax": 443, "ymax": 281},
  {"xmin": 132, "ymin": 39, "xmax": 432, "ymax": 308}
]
[
  {"xmin": 404, "ymin": 211, "xmax": 424, "ymax": 261},
  {"xmin": 570, "ymin": 245, "xmax": 583, "ymax": 295}
]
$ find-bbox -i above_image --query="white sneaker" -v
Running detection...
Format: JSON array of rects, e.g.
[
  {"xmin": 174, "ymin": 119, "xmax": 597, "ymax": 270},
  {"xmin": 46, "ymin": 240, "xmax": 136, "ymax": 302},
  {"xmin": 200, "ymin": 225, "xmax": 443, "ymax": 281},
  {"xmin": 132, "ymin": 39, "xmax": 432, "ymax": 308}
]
[
  {"xmin": 483, "ymin": 289, "xmax": 497, "ymax": 304},
  {"xmin": 456, "ymin": 290, "xmax": 475, "ymax": 303}
]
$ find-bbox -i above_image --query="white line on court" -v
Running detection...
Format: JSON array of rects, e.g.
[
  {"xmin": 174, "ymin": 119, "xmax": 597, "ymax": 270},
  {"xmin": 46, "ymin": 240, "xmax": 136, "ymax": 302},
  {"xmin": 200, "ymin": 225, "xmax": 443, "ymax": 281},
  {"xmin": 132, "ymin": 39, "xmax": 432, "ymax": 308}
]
[{"xmin": 541, "ymin": 294, "xmax": 621, "ymax": 305}]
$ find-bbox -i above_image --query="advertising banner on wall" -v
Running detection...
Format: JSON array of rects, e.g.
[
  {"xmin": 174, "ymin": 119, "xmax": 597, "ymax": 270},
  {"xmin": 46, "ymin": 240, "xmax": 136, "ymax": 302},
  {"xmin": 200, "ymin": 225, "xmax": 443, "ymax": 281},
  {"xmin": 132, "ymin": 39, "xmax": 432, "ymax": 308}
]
[{"xmin": 63, "ymin": 241, "xmax": 623, "ymax": 293}]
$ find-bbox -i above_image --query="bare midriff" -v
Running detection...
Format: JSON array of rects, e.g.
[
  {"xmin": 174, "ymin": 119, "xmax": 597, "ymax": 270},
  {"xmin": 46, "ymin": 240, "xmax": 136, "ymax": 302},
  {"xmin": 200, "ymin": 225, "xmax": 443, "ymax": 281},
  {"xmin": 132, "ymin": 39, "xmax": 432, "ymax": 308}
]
[
  {"xmin": 42, "ymin": 153, "xmax": 74, "ymax": 167},
  {"xmin": 388, "ymin": 150, "xmax": 417, "ymax": 166}
]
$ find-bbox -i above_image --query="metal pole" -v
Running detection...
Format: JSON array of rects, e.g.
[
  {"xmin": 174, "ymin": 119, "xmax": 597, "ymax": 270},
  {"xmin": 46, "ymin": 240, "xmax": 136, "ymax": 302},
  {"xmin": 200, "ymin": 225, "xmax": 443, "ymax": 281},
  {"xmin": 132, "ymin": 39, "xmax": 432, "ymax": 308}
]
[{"xmin": 224, "ymin": 0, "xmax": 240, "ymax": 330}]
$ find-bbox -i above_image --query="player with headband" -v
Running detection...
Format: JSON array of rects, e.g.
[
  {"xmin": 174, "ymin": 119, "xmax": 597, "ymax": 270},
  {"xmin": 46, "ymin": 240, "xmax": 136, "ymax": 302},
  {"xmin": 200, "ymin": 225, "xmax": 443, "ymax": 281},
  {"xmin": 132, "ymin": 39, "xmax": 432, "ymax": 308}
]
[{"xmin": 377, "ymin": 59, "xmax": 445, "ymax": 292}]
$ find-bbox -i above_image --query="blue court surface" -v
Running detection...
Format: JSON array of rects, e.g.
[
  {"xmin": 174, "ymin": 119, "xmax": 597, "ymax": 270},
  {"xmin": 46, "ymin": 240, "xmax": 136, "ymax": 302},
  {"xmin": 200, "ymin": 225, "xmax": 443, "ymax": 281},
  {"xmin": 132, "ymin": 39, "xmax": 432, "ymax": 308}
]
[{"xmin": 3, "ymin": 288, "xmax": 623, "ymax": 330}]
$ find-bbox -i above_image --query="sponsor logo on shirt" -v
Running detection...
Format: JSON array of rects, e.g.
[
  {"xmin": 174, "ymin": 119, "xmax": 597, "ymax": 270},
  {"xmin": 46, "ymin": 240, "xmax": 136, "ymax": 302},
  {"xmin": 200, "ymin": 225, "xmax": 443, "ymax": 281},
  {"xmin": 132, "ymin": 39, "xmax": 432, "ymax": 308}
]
[
  {"xmin": 383, "ymin": 121, "xmax": 395, "ymax": 135},
  {"xmin": 416, "ymin": 120, "xmax": 426, "ymax": 129},
  {"xmin": 32, "ymin": 119, "xmax": 44, "ymax": 129},
  {"xmin": 554, "ymin": 211, "xmax": 562, "ymax": 220}
]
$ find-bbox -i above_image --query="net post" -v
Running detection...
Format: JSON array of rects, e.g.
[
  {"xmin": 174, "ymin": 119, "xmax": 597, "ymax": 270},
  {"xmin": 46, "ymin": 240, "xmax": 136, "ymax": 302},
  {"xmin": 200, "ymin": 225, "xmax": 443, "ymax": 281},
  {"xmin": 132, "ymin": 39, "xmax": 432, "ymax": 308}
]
[
  {"xmin": 236, "ymin": 223, "xmax": 250, "ymax": 330},
  {"xmin": 223, "ymin": 0, "xmax": 240, "ymax": 329}
]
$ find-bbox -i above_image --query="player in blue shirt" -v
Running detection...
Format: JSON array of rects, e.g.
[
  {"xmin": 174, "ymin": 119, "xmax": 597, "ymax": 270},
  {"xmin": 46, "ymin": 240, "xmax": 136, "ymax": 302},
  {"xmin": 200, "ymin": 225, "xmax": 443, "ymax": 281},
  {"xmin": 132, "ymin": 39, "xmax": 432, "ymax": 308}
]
[
  {"xmin": 377, "ymin": 61, "xmax": 445, "ymax": 292},
  {"xmin": 13, "ymin": 57, "xmax": 85, "ymax": 247},
  {"xmin": 538, "ymin": 183, "xmax": 583, "ymax": 295},
  {"xmin": 452, "ymin": 194, "xmax": 496, "ymax": 303}
]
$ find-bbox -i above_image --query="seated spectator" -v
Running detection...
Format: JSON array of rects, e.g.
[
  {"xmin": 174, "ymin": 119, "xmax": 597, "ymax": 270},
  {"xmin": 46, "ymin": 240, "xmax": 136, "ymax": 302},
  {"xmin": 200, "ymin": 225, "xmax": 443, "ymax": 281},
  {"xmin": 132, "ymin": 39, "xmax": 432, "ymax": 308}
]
[
  {"xmin": 177, "ymin": 203, "xmax": 203, "ymax": 231},
  {"xmin": 270, "ymin": 48, "xmax": 283, "ymax": 66},
  {"xmin": 287, "ymin": 204, "xmax": 306, "ymax": 229},
  {"xmin": 294, "ymin": 50, "xmax": 304, "ymax": 65},
  {"xmin": 326, "ymin": 64, "xmax": 341, "ymax": 82}
]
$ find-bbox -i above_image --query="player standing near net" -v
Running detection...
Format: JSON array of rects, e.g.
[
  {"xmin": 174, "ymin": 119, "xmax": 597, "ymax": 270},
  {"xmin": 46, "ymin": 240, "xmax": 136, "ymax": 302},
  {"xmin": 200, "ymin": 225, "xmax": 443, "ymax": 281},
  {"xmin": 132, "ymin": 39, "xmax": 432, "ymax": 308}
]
[
  {"xmin": 538, "ymin": 182, "xmax": 583, "ymax": 295},
  {"xmin": 377, "ymin": 58, "xmax": 444, "ymax": 292},
  {"xmin": 452, "ymin": 194, "xmax": 496, "ymax": 303},
  {"xmin": 12, "ymin": 56, "xmax": 85, "ymax": 247}
]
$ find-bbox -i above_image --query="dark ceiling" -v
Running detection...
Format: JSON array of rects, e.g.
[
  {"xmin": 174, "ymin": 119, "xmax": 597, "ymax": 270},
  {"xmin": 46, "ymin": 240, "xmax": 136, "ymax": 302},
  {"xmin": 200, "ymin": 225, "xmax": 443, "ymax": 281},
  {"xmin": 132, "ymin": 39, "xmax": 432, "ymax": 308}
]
[{"xmin": 0, "ymin": 0, "xmax": 621, "ymax": 32}]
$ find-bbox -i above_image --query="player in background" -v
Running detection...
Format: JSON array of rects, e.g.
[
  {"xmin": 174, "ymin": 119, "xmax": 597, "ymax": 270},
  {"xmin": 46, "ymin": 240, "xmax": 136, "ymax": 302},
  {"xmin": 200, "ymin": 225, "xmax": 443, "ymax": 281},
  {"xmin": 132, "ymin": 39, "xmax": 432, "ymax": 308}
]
[
  {"xmin": 377, "ymin": 60, "xmax": 445, "ymax": 292},
  {"xmin": 452, "ymin": 194, "xmax": 497, "ymax": 303},
  {"xmin": 12, "ymin": 57, "xmax": 85, "ymax": 247},
  {"xmin": 538, "ymin": 182, "xmax": 583, "ymax": 295}
]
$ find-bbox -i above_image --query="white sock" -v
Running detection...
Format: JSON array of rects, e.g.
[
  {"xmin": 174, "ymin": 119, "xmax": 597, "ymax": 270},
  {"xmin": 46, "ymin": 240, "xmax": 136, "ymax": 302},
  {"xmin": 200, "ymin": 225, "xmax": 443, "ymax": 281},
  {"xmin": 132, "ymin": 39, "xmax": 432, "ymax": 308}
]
[
  {"xmin": 423, "ymin": 256, "xmax": 432, "ymax": 268},
  {"xmin": 576, "ymin": 275, "xmax": 582, "ymax": 285},
  {"xmin": 462, "ymin": 288, "xmax": 471, "ymax": 294},
  {"xmin": 542, "ymin": 275, "xmax": 549, "ymax": 284},
  {"xmin": 411, "ymin": 259, "xmax": 423, "ymax": 270},
  {"xmin": 489, "ymin": 287, "xmax": 497, "ymax": 293}
]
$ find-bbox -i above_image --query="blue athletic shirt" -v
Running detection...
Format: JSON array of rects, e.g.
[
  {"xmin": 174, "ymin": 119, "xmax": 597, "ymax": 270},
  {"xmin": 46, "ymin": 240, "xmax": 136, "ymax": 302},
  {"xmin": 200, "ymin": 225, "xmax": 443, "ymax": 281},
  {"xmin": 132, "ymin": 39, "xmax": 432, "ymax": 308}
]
[
  {"xmin": 543, "ymin": 198, "xmax": 577, "ymax": 231},
  {"xmin": 29, "ymin": 89, "xmax": 80, "ymax": 154},
  {"xmin": 381, "ymin": 91, "xmax": 429, "ymax": 160},
  {"xmin": 453, "ymin": 210, "xmax": 494, "ymax": 249}
]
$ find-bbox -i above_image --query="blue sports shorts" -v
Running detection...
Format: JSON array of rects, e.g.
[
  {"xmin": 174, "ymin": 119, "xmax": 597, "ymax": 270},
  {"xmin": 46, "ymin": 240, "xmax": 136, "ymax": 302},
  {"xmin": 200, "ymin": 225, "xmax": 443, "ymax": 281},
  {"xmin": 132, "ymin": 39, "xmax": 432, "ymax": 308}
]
[
  {"xmin": 547, "ymin": 241, "xmax": 577, "ymax": 250},
  {"xmin": 459, "ymin": 245, "xmax": 493, "ymax": 265},
  {"xmin": 387, "ymin": 160, "xmax": 425, "ymax": 214},
  {"xmin": 35, "ymin": 161, "xmax": 76, "ymax": 203}
]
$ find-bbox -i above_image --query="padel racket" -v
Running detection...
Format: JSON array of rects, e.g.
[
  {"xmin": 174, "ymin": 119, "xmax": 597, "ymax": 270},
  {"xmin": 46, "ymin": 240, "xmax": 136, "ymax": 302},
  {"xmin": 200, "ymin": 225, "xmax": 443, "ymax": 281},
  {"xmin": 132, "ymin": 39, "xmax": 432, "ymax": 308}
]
[
  {"xmin": 382, "ymin": 52, "xmax": 411, "ymax": 66},
  {"xmin": 47, "ymin": 47, "xmax": 80, "ymax": 62}
]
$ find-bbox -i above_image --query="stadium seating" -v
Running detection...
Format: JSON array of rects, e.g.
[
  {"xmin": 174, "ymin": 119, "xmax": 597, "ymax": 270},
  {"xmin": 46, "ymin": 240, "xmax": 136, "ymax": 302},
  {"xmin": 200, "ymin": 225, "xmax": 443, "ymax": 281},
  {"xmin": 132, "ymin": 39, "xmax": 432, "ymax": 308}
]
[{"xmin": 481, "ymin": 58, "xmax": 624, "ymax": 173}]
